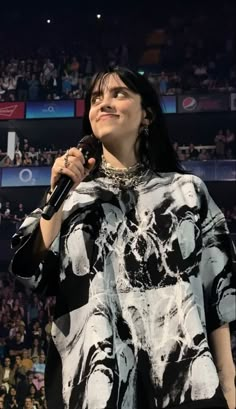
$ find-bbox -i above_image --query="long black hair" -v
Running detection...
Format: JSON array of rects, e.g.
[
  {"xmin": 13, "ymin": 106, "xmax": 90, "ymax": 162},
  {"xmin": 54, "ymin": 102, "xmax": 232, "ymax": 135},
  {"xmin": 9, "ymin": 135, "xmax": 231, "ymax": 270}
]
[{"xmin": 82, "ymin": 66, "xmax": 186, "ymax": 174}]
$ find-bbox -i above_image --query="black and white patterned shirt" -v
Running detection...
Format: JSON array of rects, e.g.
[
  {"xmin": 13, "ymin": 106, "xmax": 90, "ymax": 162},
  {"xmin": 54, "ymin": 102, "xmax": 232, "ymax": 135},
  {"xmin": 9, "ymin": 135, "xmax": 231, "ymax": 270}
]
[{"xmin": 10, "ymin": 171, "xmax": 236, "ymax": 409}]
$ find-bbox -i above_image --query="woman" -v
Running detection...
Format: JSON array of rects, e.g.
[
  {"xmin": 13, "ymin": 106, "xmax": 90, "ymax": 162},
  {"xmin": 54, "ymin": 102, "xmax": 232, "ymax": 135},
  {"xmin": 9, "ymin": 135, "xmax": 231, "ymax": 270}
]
[
  {"xmin": 29, "ymin": 337, "xmax": 44, "ymax": 359},
  {"xmin": 28, "ymin": 384, "xmax": 40, "ymax": 405},
  {"xmin": 11, "ymin": 298, "xmax": 25, "ymax": 318},
  {"xmin": 13, "ymin": 153, "xmax": 22, "ymax": 167},
  {"xmin": 10, "ymin": 67, "xmax": 235, "ymax": 409},
  {"xmin": 38, "ymin": 386, "xmax": 46, "ymax": 409},
  {"xmin": 5, "ymin": 386, "xmax": 19, "ymax": 409}
]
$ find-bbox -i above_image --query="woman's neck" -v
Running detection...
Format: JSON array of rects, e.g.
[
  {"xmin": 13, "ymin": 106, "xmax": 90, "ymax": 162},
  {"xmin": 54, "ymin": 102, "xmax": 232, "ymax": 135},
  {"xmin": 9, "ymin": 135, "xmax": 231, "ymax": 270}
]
[{"xmin": 102, "ymin": 146, "xmax": 138, "ymax": 169}]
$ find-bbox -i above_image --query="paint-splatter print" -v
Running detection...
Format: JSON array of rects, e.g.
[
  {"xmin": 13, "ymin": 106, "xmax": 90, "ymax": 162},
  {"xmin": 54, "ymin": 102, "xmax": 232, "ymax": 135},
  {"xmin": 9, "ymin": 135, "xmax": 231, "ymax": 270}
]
[{"xmin": 10, "ymin": 171, "xmax": 235, "ymax": 409}]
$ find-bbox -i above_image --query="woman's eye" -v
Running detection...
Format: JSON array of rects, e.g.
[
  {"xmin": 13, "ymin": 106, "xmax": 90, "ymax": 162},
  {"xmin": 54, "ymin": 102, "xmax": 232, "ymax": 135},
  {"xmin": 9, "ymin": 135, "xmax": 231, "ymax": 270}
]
[
  {"xmin": 91, "ymin": 95, "xmax": 102, "ymax": 104},
  {"xmin": 116, "ymin": 91, "xmax": 126, "ymax": 97}
]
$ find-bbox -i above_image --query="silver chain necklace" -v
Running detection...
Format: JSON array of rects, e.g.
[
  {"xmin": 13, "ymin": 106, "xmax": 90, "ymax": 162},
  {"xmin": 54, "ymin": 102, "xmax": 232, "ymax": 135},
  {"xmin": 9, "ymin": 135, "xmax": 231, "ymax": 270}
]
[{"xmin": 99, "ymin": 155, "xmax": 146, "ymax": 188}]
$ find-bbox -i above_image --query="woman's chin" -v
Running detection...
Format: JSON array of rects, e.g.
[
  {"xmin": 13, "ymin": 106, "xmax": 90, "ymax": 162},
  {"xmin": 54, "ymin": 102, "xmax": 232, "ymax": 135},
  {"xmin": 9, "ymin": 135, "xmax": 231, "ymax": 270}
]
[{"xmin": 94, "ymin": 131, "xmax": 117, "ymax": 142}]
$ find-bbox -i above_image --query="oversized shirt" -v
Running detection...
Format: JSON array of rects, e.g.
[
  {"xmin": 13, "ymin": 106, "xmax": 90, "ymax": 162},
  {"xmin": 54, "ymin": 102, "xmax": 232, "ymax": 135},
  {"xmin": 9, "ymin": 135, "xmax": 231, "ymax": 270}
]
[{"xmin": 10, "ymin": 171, "xmax": 236, "ymax": 409}]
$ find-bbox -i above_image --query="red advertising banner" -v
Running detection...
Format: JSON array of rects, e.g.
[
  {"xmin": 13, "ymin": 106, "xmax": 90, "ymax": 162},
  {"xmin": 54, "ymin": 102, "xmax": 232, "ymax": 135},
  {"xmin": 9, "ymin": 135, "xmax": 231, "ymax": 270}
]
[
  {"xmin": 0, "ymin": 102, "xmax": 25, "ymax": 120},
  {"xmin": 75, "ymin": 99, "xmax": 85, "ymax": 117},
  {"xmin": 178, "ymin": 94, "xmax": 230, "ymax": 113}
]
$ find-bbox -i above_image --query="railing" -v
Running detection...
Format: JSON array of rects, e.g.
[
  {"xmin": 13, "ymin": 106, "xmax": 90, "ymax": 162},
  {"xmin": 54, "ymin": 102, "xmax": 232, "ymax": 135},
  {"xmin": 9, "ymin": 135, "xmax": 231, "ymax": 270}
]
[
  {"xmin": 0, "ymin": 145, "xmax": 218, "ymax": 159},
  {"xmin": 0, "ymin": 160, "xmax": 235, "ymax": 187}
]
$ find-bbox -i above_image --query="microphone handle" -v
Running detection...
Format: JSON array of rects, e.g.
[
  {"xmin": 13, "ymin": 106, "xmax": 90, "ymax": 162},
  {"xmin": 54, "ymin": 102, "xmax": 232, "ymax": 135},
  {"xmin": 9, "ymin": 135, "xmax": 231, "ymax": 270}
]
[{"xmin": 41, "ymin": 147, "xmax": 92, "ymax": 220}]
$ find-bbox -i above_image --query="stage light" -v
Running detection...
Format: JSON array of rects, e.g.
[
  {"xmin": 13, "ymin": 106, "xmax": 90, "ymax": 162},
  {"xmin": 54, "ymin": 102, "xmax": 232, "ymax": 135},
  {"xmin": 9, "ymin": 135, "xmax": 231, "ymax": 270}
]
[
  {"xmin": 96, "ymin": 14, "xmax": 101, "ymax": 19},
  {"xmin": 46, "ymin": 19, "xmax": 51, "ymax": 24}
]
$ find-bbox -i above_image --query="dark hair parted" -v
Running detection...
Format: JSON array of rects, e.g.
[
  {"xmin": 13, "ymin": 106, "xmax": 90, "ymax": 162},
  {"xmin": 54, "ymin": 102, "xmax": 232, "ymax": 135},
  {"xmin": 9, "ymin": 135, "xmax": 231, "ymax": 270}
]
[{"xmin": 82, "ymin": 66, "xmax": 186, "ymax": 174}]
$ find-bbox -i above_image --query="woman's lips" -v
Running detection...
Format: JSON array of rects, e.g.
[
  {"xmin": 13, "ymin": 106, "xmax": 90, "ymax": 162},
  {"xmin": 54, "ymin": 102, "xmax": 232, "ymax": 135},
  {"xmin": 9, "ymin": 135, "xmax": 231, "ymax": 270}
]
[{"xmin": 97, "ymin": 114, "xmax": 119, "ymax": 121}]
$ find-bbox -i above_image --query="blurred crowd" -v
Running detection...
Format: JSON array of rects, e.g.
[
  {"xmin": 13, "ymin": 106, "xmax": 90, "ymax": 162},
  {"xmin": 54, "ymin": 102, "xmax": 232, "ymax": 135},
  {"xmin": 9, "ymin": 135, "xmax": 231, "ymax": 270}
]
[
  {"xmin": 0, "ymin": 56, "xmax": 91, "ymax": 102},
  {"xmin": 1, "ymin": 198, "xmax": 236, "ymax": 235},
  {"xmin": 0, "ymin": 203, "xmax": 27, "ymax": 232},
  {"xmin": 0, "ymin": 137, "xmax": 66, "ymax": 168},
  {"xmin": 143, "ymin": 13, "xmax": 235, "ymax": 95},
  {"xmin": 173, "ymin": 128, "xmax": 236, "ymax": 161},
  {"xmin": 0, "ymin": 53, "xmax": 235, "ymax": 103},
  {"xmin": 0, "ymin": 4, "xmax": 235, "ymax": 102},
  {"xmin": 0, "ymin": 273, "xmax": 54, "ymax": 408},
  {"xmin": 0, "ymin": 127, "xmax": 235, "ymax": 168}
]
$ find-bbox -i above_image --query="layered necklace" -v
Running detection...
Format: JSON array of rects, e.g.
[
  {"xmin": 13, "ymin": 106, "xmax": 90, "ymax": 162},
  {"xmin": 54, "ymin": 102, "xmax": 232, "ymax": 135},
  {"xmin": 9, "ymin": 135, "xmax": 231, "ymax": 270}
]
[{"xmin": 99, "ymin": 155, "xmax": 146, "ymax": 188}]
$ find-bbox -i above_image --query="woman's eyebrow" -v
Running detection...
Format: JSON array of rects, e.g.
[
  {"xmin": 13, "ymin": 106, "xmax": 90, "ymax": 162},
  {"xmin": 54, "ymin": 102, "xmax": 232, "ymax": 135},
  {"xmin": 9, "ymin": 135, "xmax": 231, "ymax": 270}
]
[{"xmin": 91, "ymin": 86, "xmax": 129, "ymax": 97}]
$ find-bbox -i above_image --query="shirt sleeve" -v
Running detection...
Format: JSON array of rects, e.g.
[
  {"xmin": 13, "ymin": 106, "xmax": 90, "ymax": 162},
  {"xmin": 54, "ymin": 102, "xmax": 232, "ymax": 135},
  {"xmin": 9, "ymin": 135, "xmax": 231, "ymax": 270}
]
[
  {"xmin": 9, "ymin": 208, "xmax": 60, "ymax": 296},
  {"xmin": 196, "ymin": 176, "xmax": 236, "ymax": 332}
]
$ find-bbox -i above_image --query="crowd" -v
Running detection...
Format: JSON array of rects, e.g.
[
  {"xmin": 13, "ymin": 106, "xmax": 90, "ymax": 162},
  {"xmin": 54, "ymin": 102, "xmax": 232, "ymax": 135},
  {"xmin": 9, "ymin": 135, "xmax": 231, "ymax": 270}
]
[
  {"xmin": 1, "ymin": 197, "xmax": 236, "ymax": 235},
  {"xmin": 214, "ymin": 128, "xmax": 236, "ymax": 159},
  {"xmin": 0, "ymin": 128, "xmax": 235, "ymax": 169},
  {"xmin": 0, "ymin": 56, "xmax": 90, "ymax": 103},
  {"xmin": 0, "ymin": 137, "xmax": 65, "ymax": 168},
  {"xmin": 0, "ymin": 272, "xmax": 55, "ymax": 408},
  {"xmin": 0, "ymin": 203, "xmax": 27, "ymax": 232},
  {"xmin": 173, "ymin": 128, "xmax": 236, "ymax": 161},
  {"xmin": 0, "ymin": 5, "xmax": 235, "ymax": 102},
  {"xmin": 0, "ymin": 54, "xmax": 235, "ymax": 103}
]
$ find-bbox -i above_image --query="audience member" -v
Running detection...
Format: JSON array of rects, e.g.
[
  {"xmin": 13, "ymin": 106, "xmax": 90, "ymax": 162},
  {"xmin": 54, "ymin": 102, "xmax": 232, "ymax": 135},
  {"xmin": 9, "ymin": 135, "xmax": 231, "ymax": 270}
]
[
  {"xmin": 198, "ymin": 148, "xmax": 210, "ymax": 160},
  {"xmin": 8, "ymin": 332, "xmax": 26, "ymax": 358},
  {"xmin": 225, "ymin": 129, "xmax": 235, "ymax": 157},
  {"xmin": 31, "ymin": 353, "xmax": 45, "ymax": 391},
  {"xmin": 214, "ymin": 129, "xmax": 225, "ymax": 158},
  {"xmin": 4, "ymin": 386, "xmax": 18, "ymax": 409},
  {"xmin": 14, "ymin": 356, "xmax": 26, "ymax": 385},
  {"xmin": 159, "ymin": 71, "xmax": 169, "ymax": 94},
  {"xmin": 22, "ymin": 396, "xmax": 35, "ymax": 409},
  {"xmin": 21, "ymin": 351, "xmax": 33, "ymax": 373},
  {"xmin": 28, "ymin": 384, "xmax": 40, "ymax": 407},
  {"xmin": 14, "ymin": 205, "xmax": 27, "ymax": 232},
  {"xmin": 0, "ymin": 357, "xmax": 15, "ymax": 392},
  {"xmin": 37, "ymin": 386, "xmax": 46, "ymax": 409},
  {"xmin": 28, "ymin": 339, "xmax": 44, "ymax": 361},
  {"xmin": 188, "ymin": 143, "xmax": 199, "ymax": 160}
]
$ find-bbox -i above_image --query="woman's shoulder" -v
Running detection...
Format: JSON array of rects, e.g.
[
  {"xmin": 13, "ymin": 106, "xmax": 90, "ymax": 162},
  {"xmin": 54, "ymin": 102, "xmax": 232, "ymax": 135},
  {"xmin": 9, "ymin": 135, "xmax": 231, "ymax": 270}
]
[
  {"xmin": 173, "ymin": 172, "xmax": 208, "ymax": 197},
  {"xmin": 146, "ymin": 171, "xmax": 209, "ymax": 204},
  {"xmin": 151, "ymin": 171, "xmax": 206, "ymax": 189}
]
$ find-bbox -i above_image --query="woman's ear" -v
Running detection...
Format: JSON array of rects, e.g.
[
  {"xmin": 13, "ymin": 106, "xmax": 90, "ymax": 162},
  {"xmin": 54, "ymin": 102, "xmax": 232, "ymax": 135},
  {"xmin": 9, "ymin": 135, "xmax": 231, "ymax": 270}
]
[{"xmin": 142, "ymin": 107, "xmax": 154, "ymax": 125}]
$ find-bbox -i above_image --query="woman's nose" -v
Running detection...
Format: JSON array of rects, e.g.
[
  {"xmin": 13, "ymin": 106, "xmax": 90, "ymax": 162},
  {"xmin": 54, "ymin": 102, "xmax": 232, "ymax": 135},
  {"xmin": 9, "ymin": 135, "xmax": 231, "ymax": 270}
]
[
  {"xmin": 99, "ymin": 94, "xmax": 115, "ymax": 111},
  {"xmin": 100, "ymin": 104, "xmax": 115, "ymax": 112}
]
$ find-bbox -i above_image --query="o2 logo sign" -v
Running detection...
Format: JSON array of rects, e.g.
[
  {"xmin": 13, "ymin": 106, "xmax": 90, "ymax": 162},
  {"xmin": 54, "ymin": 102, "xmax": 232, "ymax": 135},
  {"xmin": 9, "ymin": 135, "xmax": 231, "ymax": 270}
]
[{"xmin": 19, "ymin": 168, "xmax": 36, "ymax": 185}]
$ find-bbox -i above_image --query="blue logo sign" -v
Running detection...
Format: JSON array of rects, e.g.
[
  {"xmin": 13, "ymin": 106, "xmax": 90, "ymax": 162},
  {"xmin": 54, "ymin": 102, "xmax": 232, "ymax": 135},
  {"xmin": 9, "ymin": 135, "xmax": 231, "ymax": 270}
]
[
  {"xmin": 26, "ymin": 101, "xmax": 75, "ymax": 119},
  {"xmin": 160, "ymin": 96, "xmax": 176, "ymax": 114},
  {"xmin": 1, "ymin": 167, "xmax": 51, "ymax": 187}
]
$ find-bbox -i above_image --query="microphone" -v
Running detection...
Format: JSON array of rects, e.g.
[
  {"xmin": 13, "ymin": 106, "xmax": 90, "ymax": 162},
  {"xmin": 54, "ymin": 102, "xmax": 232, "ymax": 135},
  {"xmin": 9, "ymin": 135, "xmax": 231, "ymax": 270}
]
[{"xmin": 41, "ymin": 135, "xmax": 100, "ymax": 220}]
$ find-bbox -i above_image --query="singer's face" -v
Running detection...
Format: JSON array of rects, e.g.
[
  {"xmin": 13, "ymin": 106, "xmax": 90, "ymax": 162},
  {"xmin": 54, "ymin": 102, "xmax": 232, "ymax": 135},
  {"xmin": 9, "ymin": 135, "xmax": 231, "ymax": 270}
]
[{"xmin": 89, "ymin": 74, "xmax": 146, "ymax": 146}]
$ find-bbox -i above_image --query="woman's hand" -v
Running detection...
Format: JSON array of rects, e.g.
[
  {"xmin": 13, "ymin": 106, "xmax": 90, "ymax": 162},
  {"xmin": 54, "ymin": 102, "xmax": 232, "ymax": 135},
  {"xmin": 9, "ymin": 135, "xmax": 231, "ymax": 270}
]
[
  {"xmin": 209, "ymin": 324, "xmax": 236, "ymax": 409},
  {"xmin": 218, "ymin": 372, "xmax": 236, "ymax": 409},
  {"xmin": 50, "ymin": 147, "xmax": 96, "ymax": 191}
]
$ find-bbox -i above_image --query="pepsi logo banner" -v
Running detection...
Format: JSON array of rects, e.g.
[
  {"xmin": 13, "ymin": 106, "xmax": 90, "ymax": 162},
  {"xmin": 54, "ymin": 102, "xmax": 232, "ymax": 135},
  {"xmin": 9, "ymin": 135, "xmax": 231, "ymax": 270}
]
[
  {"xmin": 178, "ymin": 94, "xmax": 230, "ymax": 113},
  {"xmin": 0, "ymin": 102, "xmax": 25, "ymax": 120}
]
